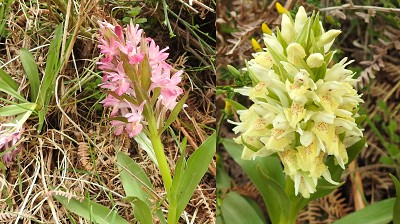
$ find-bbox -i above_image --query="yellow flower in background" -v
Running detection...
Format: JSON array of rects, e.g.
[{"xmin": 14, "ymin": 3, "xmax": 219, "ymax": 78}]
[
  {"xmin": 261, "ymin": 23, "xmax": 272, "ymax": 35},
  {"xmin": 251, "ymin": 38, "xmax": 262, "ymax": 52},
  {"xmin": 231, "ymin": 6, "xmax": 364, "ymax": 198},
  {"xmin": 276, "ymin": 2, "xmax": 288, "ymax": 14}
]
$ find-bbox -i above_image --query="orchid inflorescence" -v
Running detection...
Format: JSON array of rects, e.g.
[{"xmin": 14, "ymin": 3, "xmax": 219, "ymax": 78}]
[
  {"xmin": 98, "ymin": 21, "xmax": 183, "ymax": 137},
  {"xmin": 0, "ymin": 121, "xmax": 23, "ymax": 167},
  {"xmin": 230, "ymin": 6, "xmax": 364, "ymax": 198}
]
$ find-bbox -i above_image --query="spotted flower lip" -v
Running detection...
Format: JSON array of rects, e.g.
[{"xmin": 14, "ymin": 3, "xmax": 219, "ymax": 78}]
[
  {"xmin": 230, "ymin": 6, "xmax": 364, "ymax": 198},
  {"xmin": 97, "ymin": 21, "xmax": 184, "ymax": 137}
]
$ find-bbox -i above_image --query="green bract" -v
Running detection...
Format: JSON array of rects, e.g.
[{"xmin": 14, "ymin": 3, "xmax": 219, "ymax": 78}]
[{"xmin": 230, "ymin": 6, "xmax": 364, "ymax": 198}]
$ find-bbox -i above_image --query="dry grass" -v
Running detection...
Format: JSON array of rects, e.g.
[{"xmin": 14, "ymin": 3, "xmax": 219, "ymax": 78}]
[{"xmin": 0, "ymin": 0, "xmax": 215, "ymax": 223}]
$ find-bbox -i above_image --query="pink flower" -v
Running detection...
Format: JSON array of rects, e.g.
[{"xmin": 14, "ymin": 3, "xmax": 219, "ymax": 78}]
[
  {"xmin": 0, "ymin": 123, "xmax": 23, "ymax": 167},
  {"xmin": 100, "ymin": 62, "xmax": 132, "ymax": 96},
  {"xmin": 98, "ymin": 21, "xmax": 184, "ymax": 137}
]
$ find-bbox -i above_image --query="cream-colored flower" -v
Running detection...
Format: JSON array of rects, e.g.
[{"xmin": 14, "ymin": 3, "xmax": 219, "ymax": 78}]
[
  {"xmin": 294, "ymin": 6, "xmax": 307, "ymax": 34},
  {"xmin": 231, "ymin": 6, "xmax": 363, "ymax": 198},
  {"xmin": 287, "ymin": 43, "xmax": 306, "ymax": 65},
  {"xmin": 281, "ymin": 14, "xmax": 295, "ymax": 44},
  {"xmin": 306, "ymin": 53, "xmax": 324, "ymax": 68}
]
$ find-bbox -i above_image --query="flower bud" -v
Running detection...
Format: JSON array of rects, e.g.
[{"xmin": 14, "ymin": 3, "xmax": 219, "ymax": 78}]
[
  {"xmin": 294, "ymin": 6, "xmax": 307, "ymax": 33},
  {"xmin": 281, "ymin": 14, "xmax": 295, "ymax": 44},
  {"xmin": 286, "ymin": 43, "xmax": 306, "ymax": 65},
  {"xmin": 261, "ymin": 23, "xmax": 272, "ymax": 35},
  {"xmin": 317, "ymin": 30, "xmax": 341, "ymax": 48},
  {"xmin": 251, "ymin": 38, "xmax": 262, "ymax": 52},
  {"xmin": 276, "ymin": 2, "xmax": 288, "ymax": 14},
  {"xmin": 306, "ymin": 53, "xmax": 324, "ymax": 68}
]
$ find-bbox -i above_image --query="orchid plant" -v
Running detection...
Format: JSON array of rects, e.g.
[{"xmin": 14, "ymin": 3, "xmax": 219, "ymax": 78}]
[
  {"xmin": 221, "ymin": 5, "xmax": 366, "ymax": 224},
  {"xmin": 0, "ymin": 24, "xmax": 63, "ymax": 171},
  {"xmin": 55, "ymin": 21, "xmax": 215, "ymax": 224}
]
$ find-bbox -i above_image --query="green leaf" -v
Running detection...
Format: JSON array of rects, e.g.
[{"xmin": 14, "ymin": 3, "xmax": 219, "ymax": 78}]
[
  {"xmin": 333, "ymin": 198, "xmax": 395, "ymax": 224},
  {"xmin": 40, "ymin": 24, "xmax": 62, "ymax": 106},
  {"xmin": 226, "ymin": 65, "xmax": 241, "ymax": 78},
  {"xmin": 134, "ymin": 132, "xmax": 157, "ymax": 166},
  {"xmin": 134, "ymin": 18, "xmax": 147, "ymax": 24},
  {"xmin": 117, "ymin": 152, "xmax": 153, "ymax": 204},
  {"xmin": 125, "ymin": 197, "xmax": 153, "ymax": 224},
  {"xmin": 355, "ymin": 115, "xmax": 366, "ymax": 125},
  {"xmin": 160, "ymin": 91, "xmax": 189, "ymax": 134},
  {"xmin": 225, "ymin": 98, "xmax": 246, "ymax": 111},
  {"xmin": 128, "ymin": 6, "xmax": 141, "ymax": 17},
  {"xmin": 117, "ymin": 152, "xmax": 155, "ymax": 223},
  {"xmin": 220, "ymin": 191, "xmax": 266, "ymax": 224},
  {"xmin": 20, "ymin": 48, "xmax": 40, "ymax": 101},
  {"xmin": 54, "ymin": 194, "xmax": 130, "ymax": 224},
  {"xmin": 0, "ymin": 68, "xmax": 18, "ymax": 91},
  {"xmin": 390, "ymin": 174, "xmax": 400, "ymax": 224},
  {"xmin": 0, "ymin": 78, "xmax": 27, "ymax": 102},
  {"xmin": 222, "ymin": 138, "xmax": 287, "ymax": 224},
  {"xmin": 0, "ymin": 103, "xmax": 36, "ymax": 116},
  {"xmin": 168, "ymin": 132, "xmax": 216, "ymax": 223}
]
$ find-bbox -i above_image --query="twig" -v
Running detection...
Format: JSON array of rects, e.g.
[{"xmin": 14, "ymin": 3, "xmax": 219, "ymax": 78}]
[
  {"xmin": 191, "ymin": 0, "xmax": 215, "ymax": 13},
  {"xmin": 319, "ymin": 4, "xmax": 400, "ymax": 13}
]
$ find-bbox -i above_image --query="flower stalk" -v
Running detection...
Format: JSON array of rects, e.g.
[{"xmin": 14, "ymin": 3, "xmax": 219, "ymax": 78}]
[{"xmin": 147, "ymin": 115, "xmax": 172, "ymax": 195}]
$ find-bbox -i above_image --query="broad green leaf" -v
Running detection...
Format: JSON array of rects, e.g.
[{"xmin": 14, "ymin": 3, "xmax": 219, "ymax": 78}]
[
  {"xmin": 125, "ymin": 197, "xmax": 153, "ymax": 224},
  {"xmin": 0, "ymin": 68, "xmax": 18, "ymax": 91},
  {"xmin": 0, "ymin": 103, "xmax": 36, "ymax": 116},
  {"xmin": 333, "ymin": 198, "xmax": 395, "ymax": 224},
  {"xmin": 220, "ymin": 191, "xmax": 266, "ymax": 224},
  {"xmin": 225, "ymin": 98, "xmax": 246, "ymax": 111},
  {"xmin": 222, "ymin": 138, "xmax": 286, "ymax": 224},
  {"xmin": 117, "ymin": 152, "xmax": 153, "ymax": 205},
  {"xmin": 160, "ymin": 91, "xmax": 189, "ymax": 134},
  {"xmin": 390, "ymin": 174, "xmax": 400, "ymax": 224},
  {"xmin": 55, "ymin": 194, "xmax": 129, "ymax": 224},
  {"xmin": 0, "ymin": 79, "xmax": 27, "ymax": 102},
  {"xmin": 168, "ymin": 132, "xmax": 216, "ymax": 223},
  {"xmin": 20, "ymin": 48, "xmax": 40, "ymax": 101}
]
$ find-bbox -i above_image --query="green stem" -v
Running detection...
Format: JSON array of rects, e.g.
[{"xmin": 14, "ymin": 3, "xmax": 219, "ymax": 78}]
[{"xmin": 148, "ymin": 116, "xmax": 173, "ymax": 196}]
